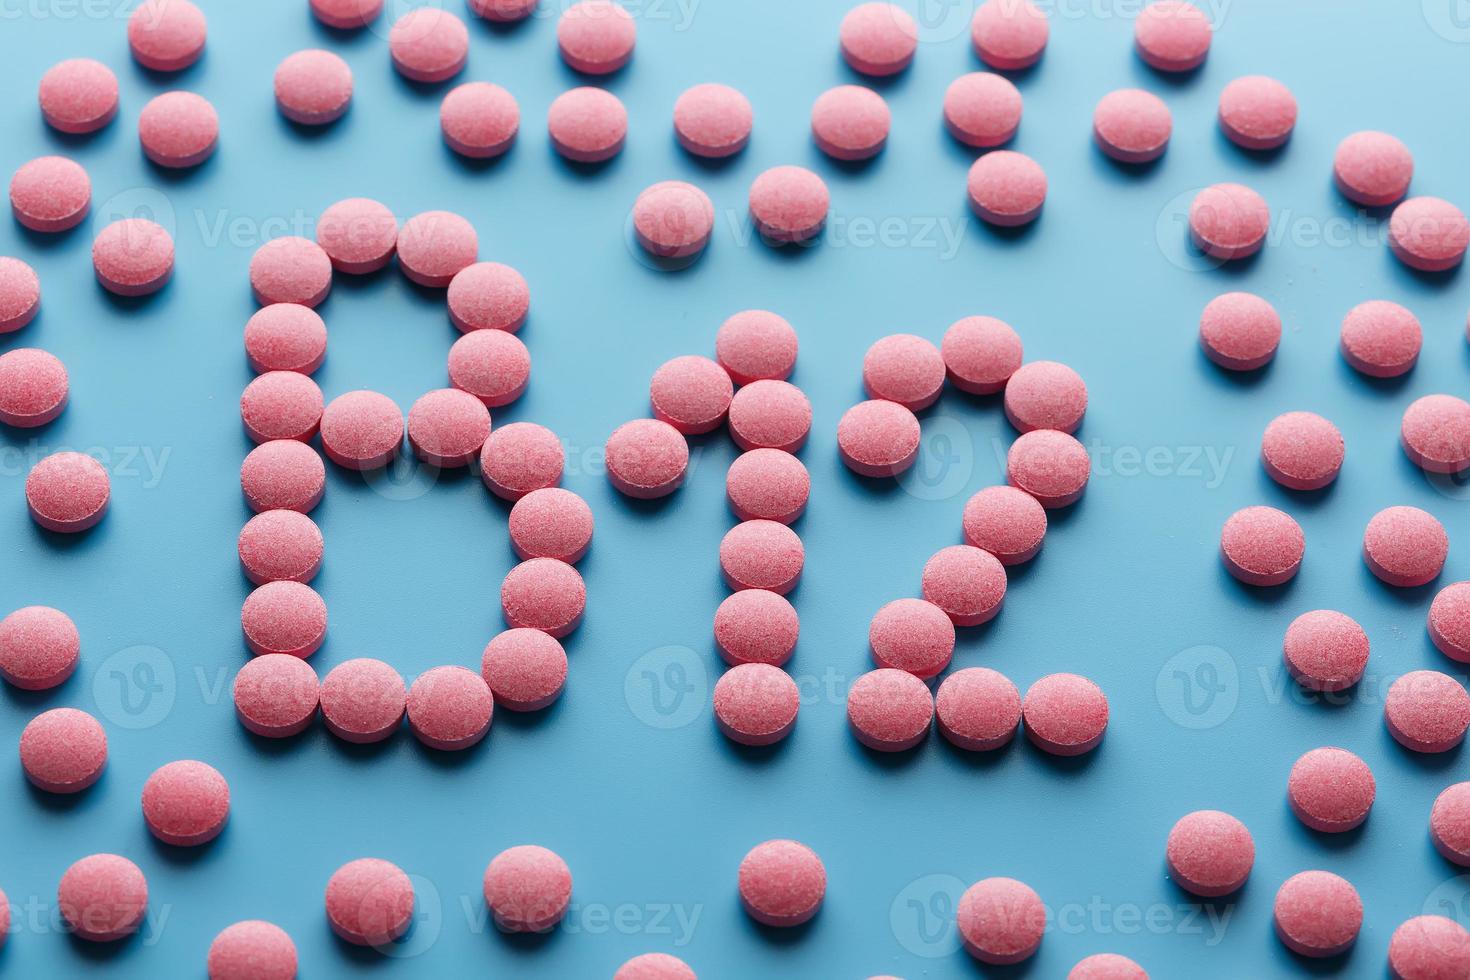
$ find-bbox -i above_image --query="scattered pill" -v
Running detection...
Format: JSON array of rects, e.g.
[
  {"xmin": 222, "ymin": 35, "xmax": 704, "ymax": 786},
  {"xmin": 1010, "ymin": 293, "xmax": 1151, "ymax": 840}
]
[
  {"xmin": 250, "ymin": 236, "xmax": 332, "ymax": 307},
  {"xmin": 1166, "ymin": 810, "xmax": 1254, "ymax": 898},
  {"xmin": 1340, "ymin": 300, "xmax": 1421, "ymax": 377},
  {"xmin": 714, "ymin": 589, "xmax": 799, "ymax": 667},
  {"xmin": 138, "ymin": 90, "xmax": 219, "ymax": 168},
  {"xmin": 943, "ymin": 72, "xmax": 1022, "ymax": 149},
  {"xmin": 942, "ymin": 316, "xmax": 1022, "ymax": 395},
  {"xmin": 237, "ymin": 509, "xmax": 323, "ymax": 585},
  {"xmin": 92, "ymin": 218, "xmax": 174, "ymax": 295},
  {"xmin": 935, "ymin": 667, "xmax": 1021, "ymax": 751},
  {"xmin": 1024, "ymin": 673, "xmax": 1108, "ymax": 755},
  {"xmin": 1390, "ymin": 197, "xmax": 1470, "ymax": 272},
  {"xmin": 963, "ymin": 485, "xmax": 1047, "ymax": 564},
  {"xmin": 1288, "ymin": 747, "xmax": 1376, "ymax": 833},
  {"xmin": 839, "ymin": 3, "xmax": 917, "ymax": 76},
  {"xmin": 1273, "ymin": 870, "xmax": 1362, "ymax": 958},
  {"xmin": 548, "ymin": 87, "xmax": 628, "ymax": 163},
  {"xmin": 311, "ymin": 0, "xmax": 382, "ymax": 30},
  {"xmin": 633, "ymin": 181, "xmax": 715, "ymax": 260},
  {"xmin": 320, "ymin": 390, "xmax": 404, "ymax": 470},
  {"xmin": 1389, "ymin": 915, "xmax": 1470, "ymax": 980},
  {"xmin": 1261, "ymin": 412, "xmax": 1344, "ymax": 491},
  {"xmin": 502, "ymin": 558, "xmax": 586, "ymax": 637},
  {"xmin": 1403, "ymin": 395, "xmax": 1470, "ymax": 474},
  {"xmin": 481, "ymin": 422, "xmax": 564, "ymax": 500},
  {"xmin": 749, "ymin": 166, "xmax": 830, "ymax": 245},
  {"xmin": 972, "ymin": 0, "xmax": 1048, "ymax": 69},
  {"xmin": 923, "ymin": 545, "xmax": 1007, "ymax": 627},
  {"xmin": 1431, "ymin": 783, "xmax": 1470, "ymax": 866},
  {"xmin": 1430, "ymin": 583, "xmax": 1470, "ymax": 663},
  {"xmin": 481, "ymin": 628, "xmax": 567, "ymax": 711},
  {"xmin": 448, "ymin": 262, "xmax": 530, "ymax": 334},
  {"xmin": 558, "ymin": 0, "xmax": 636, "ymax": 74},
  {"xmin": 728, "ymin": 380, "xmax": 813, "ymax": 454},
  {"xmin": 316, "ymin": 197, "xmax": 397, "ymax": 275},
  {"xmin": 1004, "ymin": 360, "xmax": 1087, "ymax": 434},
  {"xmin": 0, "ymin": 257, "xmax": 40, "ymax": 333},
  {"xmin": 1134, "ymin": 0, "xmax": 1210, "ymax": 72},
  {"xmin": 449, "ymin": 329, "xmax": 530, "ymax": 409},
  {"xmin": 869, "ymin": 598, "xmax": 954, "ymax": 678},
  {"xmin": 483, "ymin": 845, "xmax": 573, "ymax": 933},
  {"xmin": 1334, "ymin": 131, "xmax": 1413, "ymax": 207},
  {"xmin": 58, "ymin": 854, "xmax": 147, "ymax": 942},
  {"xmin": 615, "ymin": 953, "xmax": 696, "ymax": 980},
  {"xmin": 242, "ymin": 581, "xmax": 327, "ymax": 659},
  {"xmin": 207, "ymin": 920, "xmax": 298, "ymax": 980},
  {"xmin": 1007, "ymin": 429, "xmax": 1090, "ymax": 508},
  {"xmin": 1218, "ymin": 75, "xmax": 1296, "ymax": 150},
  {"xmin": 720, "ymin": 520, "xmax": 804, "ymax": 595},
  {"xmin": 649, "ymin": 355, "xmax": 732, "ymax": 434},
  {"xmin": 716, "ymin": 311, "xmax": 797, "ymax": 385},
  {"xmin": 11, "ymin": 155, "xmax": 90, "ymax": 233},
  {"xmin": 128, "ymin": 0, "xmax": 206, "ymax": 71},
  {"xmin": 26, "ymin": 452, "xmax": 109, "ymax": 533},
  {"xmin": 469, "ymin": 0, "xmax": 539, "ymax": 21},
  {"xmin": 1189, "ymin": 183, "xmax": 1269, "ymax": 260},
  {"xmin": 1364, "ymin": 506, "xmax": 1447, "ymax": 588},
  {"xmin": 739, "ymin": 839, "xmax": 825, "ymax": 926},
  {"xmin": 240, "ymin": 439, "xmax": 325, "ymax": 513},
  {"xmin": 407, "ymin": 665, "xmax": 493, "ymax": 750},
  {"xmin": 39, "ymin": 59, "xmax": 119, "ymax": 134},
  {"xmin": 1385, "ymin": 670, "xmax": 1470, "ymax": 753},
  {"xmin": 1199, "ymin": 291, "xmax": 1281, "ymax": 370},
  {"xmin": 142, "ymin": 759, "xmax": 229, "ymax": 846},
  {"xmin": 407, "ymin": 387, "xmax": 491, "ymax": 467},
  {"xmin": 244, "ymin": 304, "xmax": 327, "ymax": 374},
  {"xmin": 509, "ymin": 488, "xmax": 593, "ymax": 563},
  {"xmin": 389, "ymin": 8, "xmax": 468, "ymax": 83},
  {"xmin": 863, "ymin": 334, "xmax": 945, "ymax": 411},
  {"xmin": 838, "ymin": 399, "xmax": 920, "ymax": 477},
  {"xmin": 275, "ymin": 49, "xmax": 352, "ymax": 125},
  {"xmin": 968, "ymin": 150, "xmax": 1046, "ymax": 227},
  {"xmin": 1069, "ymin": 954, "xmax": 1148, "ymax": 980},
  {"xmin": 1220, "ymin": 505, "xmax": 1303, "ymax": 586},
  {"xmin": 1092, "ymin": 88, "xmax": 1171, "ymax": 164},
  {"xmin": 726, "ymin": 449, "xmax": 809, "ymax": 524},
  {"xmin": 0, "ymin": 348, "xmax": 67, "ymax": 428},
  {"xmin": 240, "ymin": 370, "xmax": 324, "ymax": 444},
  {"xmin": 320, "ymin": 659, "xmax": 407, "ymax": 743},
  {"xmin": 674, "ymin": 83, "xmax": 752, "ymax": 158},
  {"xmin": 325, "ymin": 858, "xmax": 414, "ymax": 946},
  {"xmin": 232, "ymin": 654, "xmax": 320, "ymax": 738},
  {"xmin": 20, "ymin": 707, "xmax": 105, "ymax": 793},
  {"xmin": 605, "ymin": 418, "xmax": 687, "ymax": 498},
  {"xmin": 714, "ymin": 662, "xmax": 799, "ymax": 746},
  {"xmin": 0, "ymin": 606, "xmax": 79, "ymax": 690},
  {"xmin": 440, "ymin": 82, "xmax": 519, "ymax": 159},
  {"xmin": 811, "ymin": 85, "xmax": 890, "ymax": 161},
  {"xmin": 1283, "ymin": 611, "xmax": 1369, "ymax": 692},
  {"xmin": 398, "ymin": 210, "xmax": 477, "ymax": 287},
  {"xmin": 847, "ymin": 668, "xmax": 933, "ymax": 752},
  {"xmin": 957, "ymin": 877, "xmax": 1045, "ymax": 964}
]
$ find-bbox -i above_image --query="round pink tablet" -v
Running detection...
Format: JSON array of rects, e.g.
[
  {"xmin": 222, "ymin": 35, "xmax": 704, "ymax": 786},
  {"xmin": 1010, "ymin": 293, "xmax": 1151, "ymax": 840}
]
[
  {"xmin": 1218, "ymin": 76, "xmax": 1296, "ymax": 150},
  {"xmin": 1288, "ymin": 747, "xmax": 1374, "ymax": 833},
  {"xmin": 727, "ymin": 448, "xmax": 809, "ymax": 524},
  {"xmin": 1431, "ymin": 783, "xmax": 1470, "ymax": 865},
  {"xmin": 1189, "ymin": 183, "xmax": 1269, "ymax": 260},
  {"xmin": 232, "ymin": 654, "xmax": 319, "ymax": 738},
  {"xmin": 1431, "ymin": 582, "xmax": 1470, "ymax": 663},
  {"xmin": 1389, "ymin": 916, "xmax": 1470, "ymax": 980},
  {"xmin": 1166, "ymin": 809, "xmax": 1254, "ymax": 898},
  {"xmin": 957, "ymin": 877, "xmax": 1045, "ymax": 964},
  {"xmin": 449, "ymin": 328, "xmax": 530, "ymax": 409},
  {"xmin": 129, "ymin": 0, "xmax": 206, "ymax": 71},
  {"xmin": 245, "ymin": 304, "xmax": 327, "ymax": 374},
  {"xmin": 469, "ymin": 0, "xmax": 539, "ymax": 22},
  {"xmin": 720, "ymin": 521, "xmax": 804, "ymax": 595},
  {"xmin": 440, "ymin": 82, "xmax": 519, "ymax": 159},
  {"xmin": 674, "ymin": 83, "xmax": 752, "ymax": 158},
  {"xmin": 1024, "ymin": 673, "xmax": 1108, "ymax": 755},
  {"xmin": 240, "ymin": 370, "xmax": 324, "ymax": 444},
  {"xmin": 714, "ymin": 662, "xmax": 799, "ymax": 746},
  {"xmin": 650, "ymin": 356, "xmax": 733, "ymax": 434},
  {"xmin": 20, "ymin": 707, "xmax": 105, "ymax": 793},
  {"xmin": 481, "ymin": 422, "xmax": 564, "ymax": 500},
  {"xmin": 240, "ymin": 440, "xmax": 324, "ymax": 513},
  {"xmin": 1200, "ymin": 291, "xmax": 1281, "ymax": 371},
  {"xmin": 1004, "ymin": 360, "xmax": 1086, "ymax": 434},
  {"xmin": 0, "ymin": 257, "xmax": 40, "ymax": 333},
  {"xmin": 838, "ymin": 399, "xmax": 920, "ymax": 477},
  {"xmin": 1273, "ymin": 870, "xmax": 1362, "ymax": 958},
  {"xmin": 510, "ymin": 488, "xmax": 593, "ymax": 563},
  {"xmin": 972, "ymin": 0, "xmax": 1048, "ymax": 70},
  {"xmin": 869, "ymin": 598, "xmax": 955, "ymax": 678},
  {"xmin": 847, "ymin": 668, "xmax": 933, "ymax": 752},
  {"xmin": 728, "ymin": 380, "xmax": 812, "ymax": 453},
  {"xmin": 320, "ymin": 390, "xmax": 404, "ymax": 470},
  {"xmin": 275, "ymin": 49, "xmax": 351, "ymax": 125},
  {"xmin": 558, "ymin": 0, "xmax": 636, "ymax": 74},
  {"xmin": 1261, "ymin": 412, "xmax": 1344, "ymax": 491},
  {"xmin": 59, "ymin": 854, "xmax": 146, "ymax": 942},
  {"xmin": 502, "ymin": 558, "xmax": 586, "ymax": 637},
  {"xmin": 943, "ymin": 72, "xmax": 1022, "ymax": 149},
  {"xmin": 208, "ymin": 920, "xmax": 298, "ymax": 980},
  {"xmin": 26, "ymin": 452, "xmax": 109, "ymax": 533},
  {"xmin": 0, "ymin": 348, "xmax": 67, "ymax": 427},
  {"xmin": 484, "ymin": 845, "xmax": 573, "ymax": 933},
  {"xmin": 1334, "ymin": 132, "xmax": 1413, "ymax": 207},
  {"xmin": 739, "ymin": 839, "xmax": 825, "ymax": 926},
  {"xmin": 967, "ymin": 151, "xmax": 1046, "ymax": 227},
  {"xmin": 389, "ymin": 8, "xmax": 468, "ymax": 83},
  {"xmin": 811, "ymin": 85, "xmax": 890, "ymax": 161},
  {"xmin": 1220, "ymin": 506, "xmax": 1304, "ymax": 586},
  {"xmin": 407, "ymin": 387, "xmax": 491, "ymax": 467},
  {"xmin": 863, "ymin": 334, "xmax": 945, "ymax": 411},
  {"xmin": 749, "ymin": 166, "xmax": 829, "ymax": 245},
  {"xmin": 0, "ymin": 606, "xmax": 78, "ymax": 690},
  {"xmin": 407, "ymin": 665, "xmax": 493, "ymax": 750},
  {"xmin": 548, "ymin": 87, "xmax": 627, "ymax": 163},
  {"xmin": 1134, "ymin": 0, "xmax": 1210, "ymax": 72},
  {"xmin": 1069, "ymin": 955, "xmax": 1148, "ymax": 980},
  {"xmin": 839, "ymin": 3, "xmax": 917, "ymax": 76},
  {"xmin": 716, "ymin": 310, "xmax": 797, "ymax": 385},
  {"xmin": 481, "ymin": 628, "xmax": 567, "ymax": 711},
  {"xmin": 935, "ymin": 667, "xmax": 1021, "ymax": 751},
  {"xmin": 1093, "ymin": 88, "xmax": 1172, "ymax": 164},
  {"xmin": 714, "ymin": 589, "xmax": 799, "ymax": 667},
  {"xmin": 1385, "ymin": 670, "xmax": 1470, "ymax": 753},
  {"xmin": 320, "ymin": 659, "xmax": 406, "ymax": 743},
  {"xmin": 1283, "ymin": 611, "xmax": 1368, "ymax": 692},
  {"xmin": 964, "ymin": 485, "xmax": 1047, "ymax": 564},
  {"xmin": 250, "ymin": 237, "xmax": 331, "ymax": 308},
  {"xmin": 1364, "ymin": 506, "xmax": 1447, "ymax": 588},
  {"xmin": 1340, "ymin": 300, "xmax": 1421, "ymax": 377},
  {"xmin": 615, "ymin": 954, "xmax": 696, "ymax": 980},
  {"xmin": 1404, "ymin": 396, "xmax": 1470, "ymax": 474},
  {"xmin": 1007, "ymin": 429, "xmax": 1090, "ymax": 508},
  {"xmin": 942, "ymin": 316, "xmax": 1022, "ymax": 394},
  {"xmin": 397, "ymin": 210, "xmax": 477, "ymax": 287},
  {"xmin": 449, "ymin": 262, "xmax": 529, "ymax": 334},
  {"xmin": 138, "ymin": 91, "xmax": 218, "ymax": 168},
  {"xmin": 92, "ymin": 218, "xmax": 173, "ymax": 295},
  {"xmin": 326, "ymin": 858, "xmax": 414, "ymax": 946},
  {"xmin": 238, "ymin": 509, "xmax": 323, "ymax": 585},
  {"xmin": 923, "ymin": 545, "xmax": 1007, "ymax": 627},
  {"xmin": 311, "ymin": 0, "xmax": 382, "ymax": 30},
  {"xmin": 605, "ymin": 418, "xmax": 688, "ymax": 498},
  {"xmin": 242, "ymin": 581, "xmax": 326, "ymax": 658},
  {"xmin": 39, "ymin": 59, "xmax": 118, "ymax": 134},
  {"xmin": 633, "ymin": 181, "xmax": 715, "ymax": 260},
  {"xmin": 1390, "ymin": 197, "xmax": 1470, "ymax": 272},
  {"xmin": 11, "ymin": 155, "xmax": 90, "ymax": 233},
  {"xmin": 316, "ymin": 198, "xmax": 397, "ymax": 275},
  {"xmin": 142, "ymin": 759, "xmax": 229, "ymax": 846}
]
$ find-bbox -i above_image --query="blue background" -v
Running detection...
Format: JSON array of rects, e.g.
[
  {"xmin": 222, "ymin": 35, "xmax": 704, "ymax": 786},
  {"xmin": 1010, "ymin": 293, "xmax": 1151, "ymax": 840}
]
[{"xmin": 3, "ymin": 0, "xmax": 1470, "ymax": 976}]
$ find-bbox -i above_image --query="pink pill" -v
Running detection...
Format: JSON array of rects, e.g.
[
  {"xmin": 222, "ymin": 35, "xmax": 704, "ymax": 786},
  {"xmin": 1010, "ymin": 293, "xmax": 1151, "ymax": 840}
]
[
  {"xmin": 325, "ymin": 858, "xmax": 414, "ymax": 946},
  {"xmin": 320, "ymin": 390, "xmax": 404, "ymax": 470},
  {"xmin": 726, "ymin": 448, "xmax": 809, "ymax": 524},
  {"xmin": 242, "ymin": 581, "xmax": 326, "ymax": 658},
  {"xmin": 1385, "ymin": 670, "xmax": 1470, "ymax": 753},
  {"xmin": 20, "ymin": 707, "xmax": 105, "ymax": 793},
  {"xmin": 0, "ymin": 606, "xmax": 79, "ymax": 690},
  {"xmin": 1134, "ymin": 0, "xmax": 1210, "ymax": 72},
  {"xmin": 728, "ymin": 380, "xmax": 813, "ymax": 454},
  {"xmin": 943, "ymin": 72, "xmax": 1022, "ymax": 150},
  {"xmin": 58, "ymin": 854, "xmax": 147, "ymax": 942},
  {"xmin": 240, "ymin": 370, "xmax": 324, "ymax": 444},
  {"xmin": 1218, "ymin": 75, "xmax": 1296, "ymax": 150},
  {"xmin": 250, "ymin": 236, "xmax": 331, "ymax": 308},
  {"xmin": 407, "ymin": 665, "xmax": 493, "ymax": 750},
  {"xmin": 1273, "ymin": 870, "xmax": 1362, "ymax": 958},
  {"xmin": 558, "ymin": 0, "xmax": 636, "ymax": 74},
  {"xmin": 1340, "ymin": 300, "xmax": 1421, "ymax": 378},
  {"xmin": 1364, "ymin": 506, "xmax": 1447, "ymax": 588},
  {"xmin": 847, "ymin": 667, "xmax": 933, "ymax": 752},
  {"xmin": 1004, "ymin": 360, "xmax": 1087, "ymax": 434},
  {"xmin": 1092, "ymin": 88, "xmax": 1172, "ymax": 164},
  {"xmin": 615, "ymin": 953, "xmax": 696, "ymax": 980},
  {"xmin": 128, "ymin": 0, "xmax": 206, "ymax": 71},
  {"xmin": 449, "ymin": 329, "xmax": 530, "ymax": 410},
  {"xmin": 240, "ymin": 440, "xmax": 325, "ymax": 513},
  {"xmin": 440, "ymin": 82, "xmax": 519, "ymax": 159},
  {"xmin": 811, "ymin": 85, "xmax": 890, "ymax": 161},
  {"xmin": 869, "ymin": 598, "xmax": 954, "ymax": 678},
  {"xmin": 1068, "ymin": 955, "xmax": 1148, "ymax": 980},
  {"xmin": 1389, "ymin": 916, "xmax": 1470, "ymax": 980},
  {"xmin": 407, "ymin": 387, "xmax": 491, "ymax": 467},
  {"xmin": 275, "ymin": 49, "xmax": 352, "ymax": 125},
  {"xmin": 138, "ymin": 91, "xmax": 218, "ymax": 168},
  {"xmin": 142, "ymin": 759, "xmax": 229, "ymax": 846},
  {"xmin": 311, "ymin": 0, "xmax": 382, "ymax": 30},
  {"xmin": 398, "ymin": 210, "xmax": 477, "ymax": 287},
  {"xmin": 1189, "ymin": 183, "xmax": 1269, "ymax": 260},
  {"xmin": 1199, "ymin": 291, "xmax": 1281, "ymax": 371},
  {"xmin": 923, "ymin": 545, "xmax": 1007, "ymax": 627},
  {"xmin": 39, "ymin": 58, "xmax": 119, "ymax": 134},
  {"xmin": 0, "ymin": 257, "xmax": 40, "ymax": 333},
  {"xmin": 1283, "ymin": 611, "xmax": 1369, "ymax": 692},
  {"xmin": 674, "ymin": 83, "xmax": 752, "ymax": 159},
  {"xmin": 963, "ymin": 485, "xmax": 1047, "ymax": 565},
  {"xmin": 838, "ymin": 399, "xmax": 920, "ymax": 477},
  {"xmin": 26, "ymin": 452, "xmax": 109, "ymax": 533},
  {"xmin": 714, "ymin": 589, "xmax": 799, "ymax": 667},
  {"xmin": 548, "ymin": 87, "xmax": 628, "ymax": 163},
  {"xmin": 942, "ymin": 316, "xmax": 1022, "ymax": 395},
  {"xmin": 1024, "ymin": 673, "xmax": 1108, "ymax": 755},
  {"xmin": 1288, "ymin": 747, "xmax": 1374, "ymax": 833},
  {"xmin": 469, "ymin": 0, "xmax": 539, "ymax": 22},
  {"xmin": 1430, "ymin": 582, "xmax": 1470, "ymax": 663},
  {"xmin": 0, "ymin": 348, "xmax": 68, "ymax": 427},
  {"xmin": 957, "ymin": 877, "xmax": 1045, "ymax": 965},
  {"xmin": 448, "ymin": 262, "xmax": 529, "ymax": 334},
  {"xmin": 863, "ymin": 334, "xmax": 944, "ymax": 411},
  {"xmin": 320, "ymin": 659, "xmax": 406, "ymax": 743},
  {"xmin": 232, "ymin": 654, "xmax": 320, "ymax": 738},
  {"xmin": 389, "ymin": 8, "xmax": 468, "ymax": 83},
  {"xmin": 715, "ymin": 310, "xmax": 798, "ymax": 386},
  {"xmin": 1261, "ymin": 412, "xmax": 1344, "ymax": 491},
  {"xmin": 502, "ymin": 558, "xmax": 586, "ymax": 637},
  {"xmin": 1166, "ymin": 809, "xmax": 1254, "ymax": 898},
  {"xmin": 1390, "ymin": 197, "xmax": 1470, "ymax": 272},
  {"xmin": 238, "ymin": 508, "xmax": 323, "ymax": 585},
  {"xmin": 481, "ymin": 628, "xmax": 567, "ymax": 711},
  {"xmin": 481, "ymin": 422, "xmax": 564, "ymax": 500},
  {"xmin": 1334, "ymin": 131, "xmax": 1413, "ymax": 207},
  {"xmin": 720, "ymin": 520, "xmax": 804, "ymax": 595},
  {"xmin": 839, "ymin": 3, "xmax": 917, "ymax": 76},
  {"xmin": 11, "ymin": 155, "xmax": 90, "ymax": 233},
  {"xmin": 935, "ymin": 667, "xmax": 1021, "ymax": 751},
  {"xmin": 605, "ymin": 418, "xmax": 687, "ymax": 498},
  {"xmin": 483, "ymin": 845, "xmax": 573, "ymax": 933},
  {"xmin": 650, "ymin": 355, "xmax": 732, "ymax": 434},
  {"xmin": 1431, "ymin": 783, "xmax": 1470, "ymax": 865},
  {"xmin": 316, "ymin": 198, "xmax": 397, "ymax": 276},
  {"xmin": 749, "ymin": 166, "xmax": 829, "ymax": 245},
  {"xmin": 714, "ymin": 662, "xmax": 799, "ymax": 746},
  {"xmin": 92, "ymin": 218, "xmax": 174, "ymax": 295},
  {"xmin": 967, "ymin": 150, "xmax": 1047, "ymax": 227},
  {"xmin": 972, "ymin": 0, "xmax": 1048, "ymax": 70},
  {"xmin": 739, "ymin": 839, "xmax": 825, "ymax": 927},
  {"xmin": 1220, "ymin": 505, "xmax": 1304, "ymax": 587},
  {"xmin": 633, "ymin": 181, "xmax": 715, "ymax": 260},
  {"xmin": 244, "ymin": 304, "xmax": 327, "ymax": 374},
  {"xmin": 510, "ymin": 488, "xmax": 593, "ymax": 563},
  {"xmin": 1403, "ymin": 395, "xmax": 1470, "ymax": 474},
  {"xmin": 1007, "ymin": 429, "xmax": 1090, "ymax": 508},
  {"xmin": 208, "ymin": 920, "xmax": 298, "ymax": 980}
]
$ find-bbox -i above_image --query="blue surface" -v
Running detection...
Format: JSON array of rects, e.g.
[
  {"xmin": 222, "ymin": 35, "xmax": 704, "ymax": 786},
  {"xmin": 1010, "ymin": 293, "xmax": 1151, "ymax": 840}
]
[{"xmin": 3, "ymin": 1, "xmax": 1470, "ymax": 976}]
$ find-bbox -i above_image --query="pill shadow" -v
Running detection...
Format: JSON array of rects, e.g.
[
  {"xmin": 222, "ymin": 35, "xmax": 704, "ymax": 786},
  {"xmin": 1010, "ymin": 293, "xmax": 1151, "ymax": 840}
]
[
  {"xmin": 15, "ymin": 224, "xmax": 83, "ymax": 255},
  {"xmin": 443, "ymin": 141, "xmax": 515, "ymax": 175},
  {"xmin": 834, "ymin": 52, "xmax": 913, "ymax": 95},
  {"xmin": 1196, "ymin": 348, "xmax": 1273, "ymax": 388},
  {"xmin": 30, "ymin": 520, "xmax": 112, "ymax": 555},
  {"xmin": 242, "ymin": 724, "xmax": 322, "ymax": 759},
  {"xmin": 737, "ymin": 898, "xmax": 819, "ymax": 944},
  {"xmin": 147, "ymin": 824, "xmax": 230, "ymax": 866},
  {"xmin": 1334, "ymin": 356, "xmax": 1410, "ymax": 396},
  {"xmin": 961, "ymin": 955, "xmax": 1038, "ymax": 978},
  {"xmin": 127, "ymin": 53, "xmax": 205, "ymax": 86},
  {"xmin": 849, "ymin": 735, "xmax": 927, "ymax": 770},
  {"xmin": 1215, "ymin": 128, "xmax": 1292, "ymax": 164},
  {"xmin": 143, "ymin": 151, "xmax": 217, "ymax": 185},
  {"xmin": 1258, "ymin": 473, "xmax": 1338, "ymax": 512},
  {"xmin": 1163, "ymin": 865, "xmax": 1250, "ymax": 908},
  {"xmin": 24, "ymin": 775, "xmax": 101, "ymax": 814},
  {"xmin": 934, "ymin": 729, "xmax": 1017, "ymax": 773},
  {"xmin": 1090, "ymin": 144, "xmax": 1166, "ymax": 180},
  {"xmin": 1218, "ymin": 566, "xmax": 1298, "ymax": 605},
  {"xmin": 718, "ymin": 731, "xmax": 793, "ymax": 765},
  {"xmin": 493, "ymin": 695, "xmax": 567, "ymax": 731},
  {"xmin": 306, "ymin": 14, "xmax": 383, "ymax": 47},
  {"xmin": 276, "ymin": 112, "xmax": 349, "ymax": 144},
  {"xmin": 1383, "ymin": 727, "xmax": 1464, "ymax": 773},
  {"xmin": 96, "ymin": 282, "xmax": 172, "ymax": 313},
  {"xmin": 675, "ymin": 137, "xmax": 745, "ymax": 173},
  {"xmin": 494, "ymin": 924, "xmax": 564, "ymax": 953},
  {"xmin": 1024, "ymin": 739, "xmax": 1102, "ymax": 776},
  {"xmin": 328, "ymin": 921, "xmax": 427, "ymax": 963},
  {"xmin": 549, "ymin": 143, "xmax": 623, "ymax": 179},
  {"xmin": 67, "ymin": 928, "xmax": 140, "ymax": 961},
  {"xmin": 1276, "ymin": 939, "xmax": 1358, "ymax": 975},
  {"xmin": 972, "ymin": 214, "xmax": 1040, "ymax": 245},
  {"xmin": 1387, "ymin": 253, "xmax": 1464, "ymax": 290},
  {"xmin": 1360, "ymin": 565, "xmax": 1440, "ymax": 607},
  {"xmin": 1282, "ymin": 802, "xmax": 1368, "ymax": 852}
]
